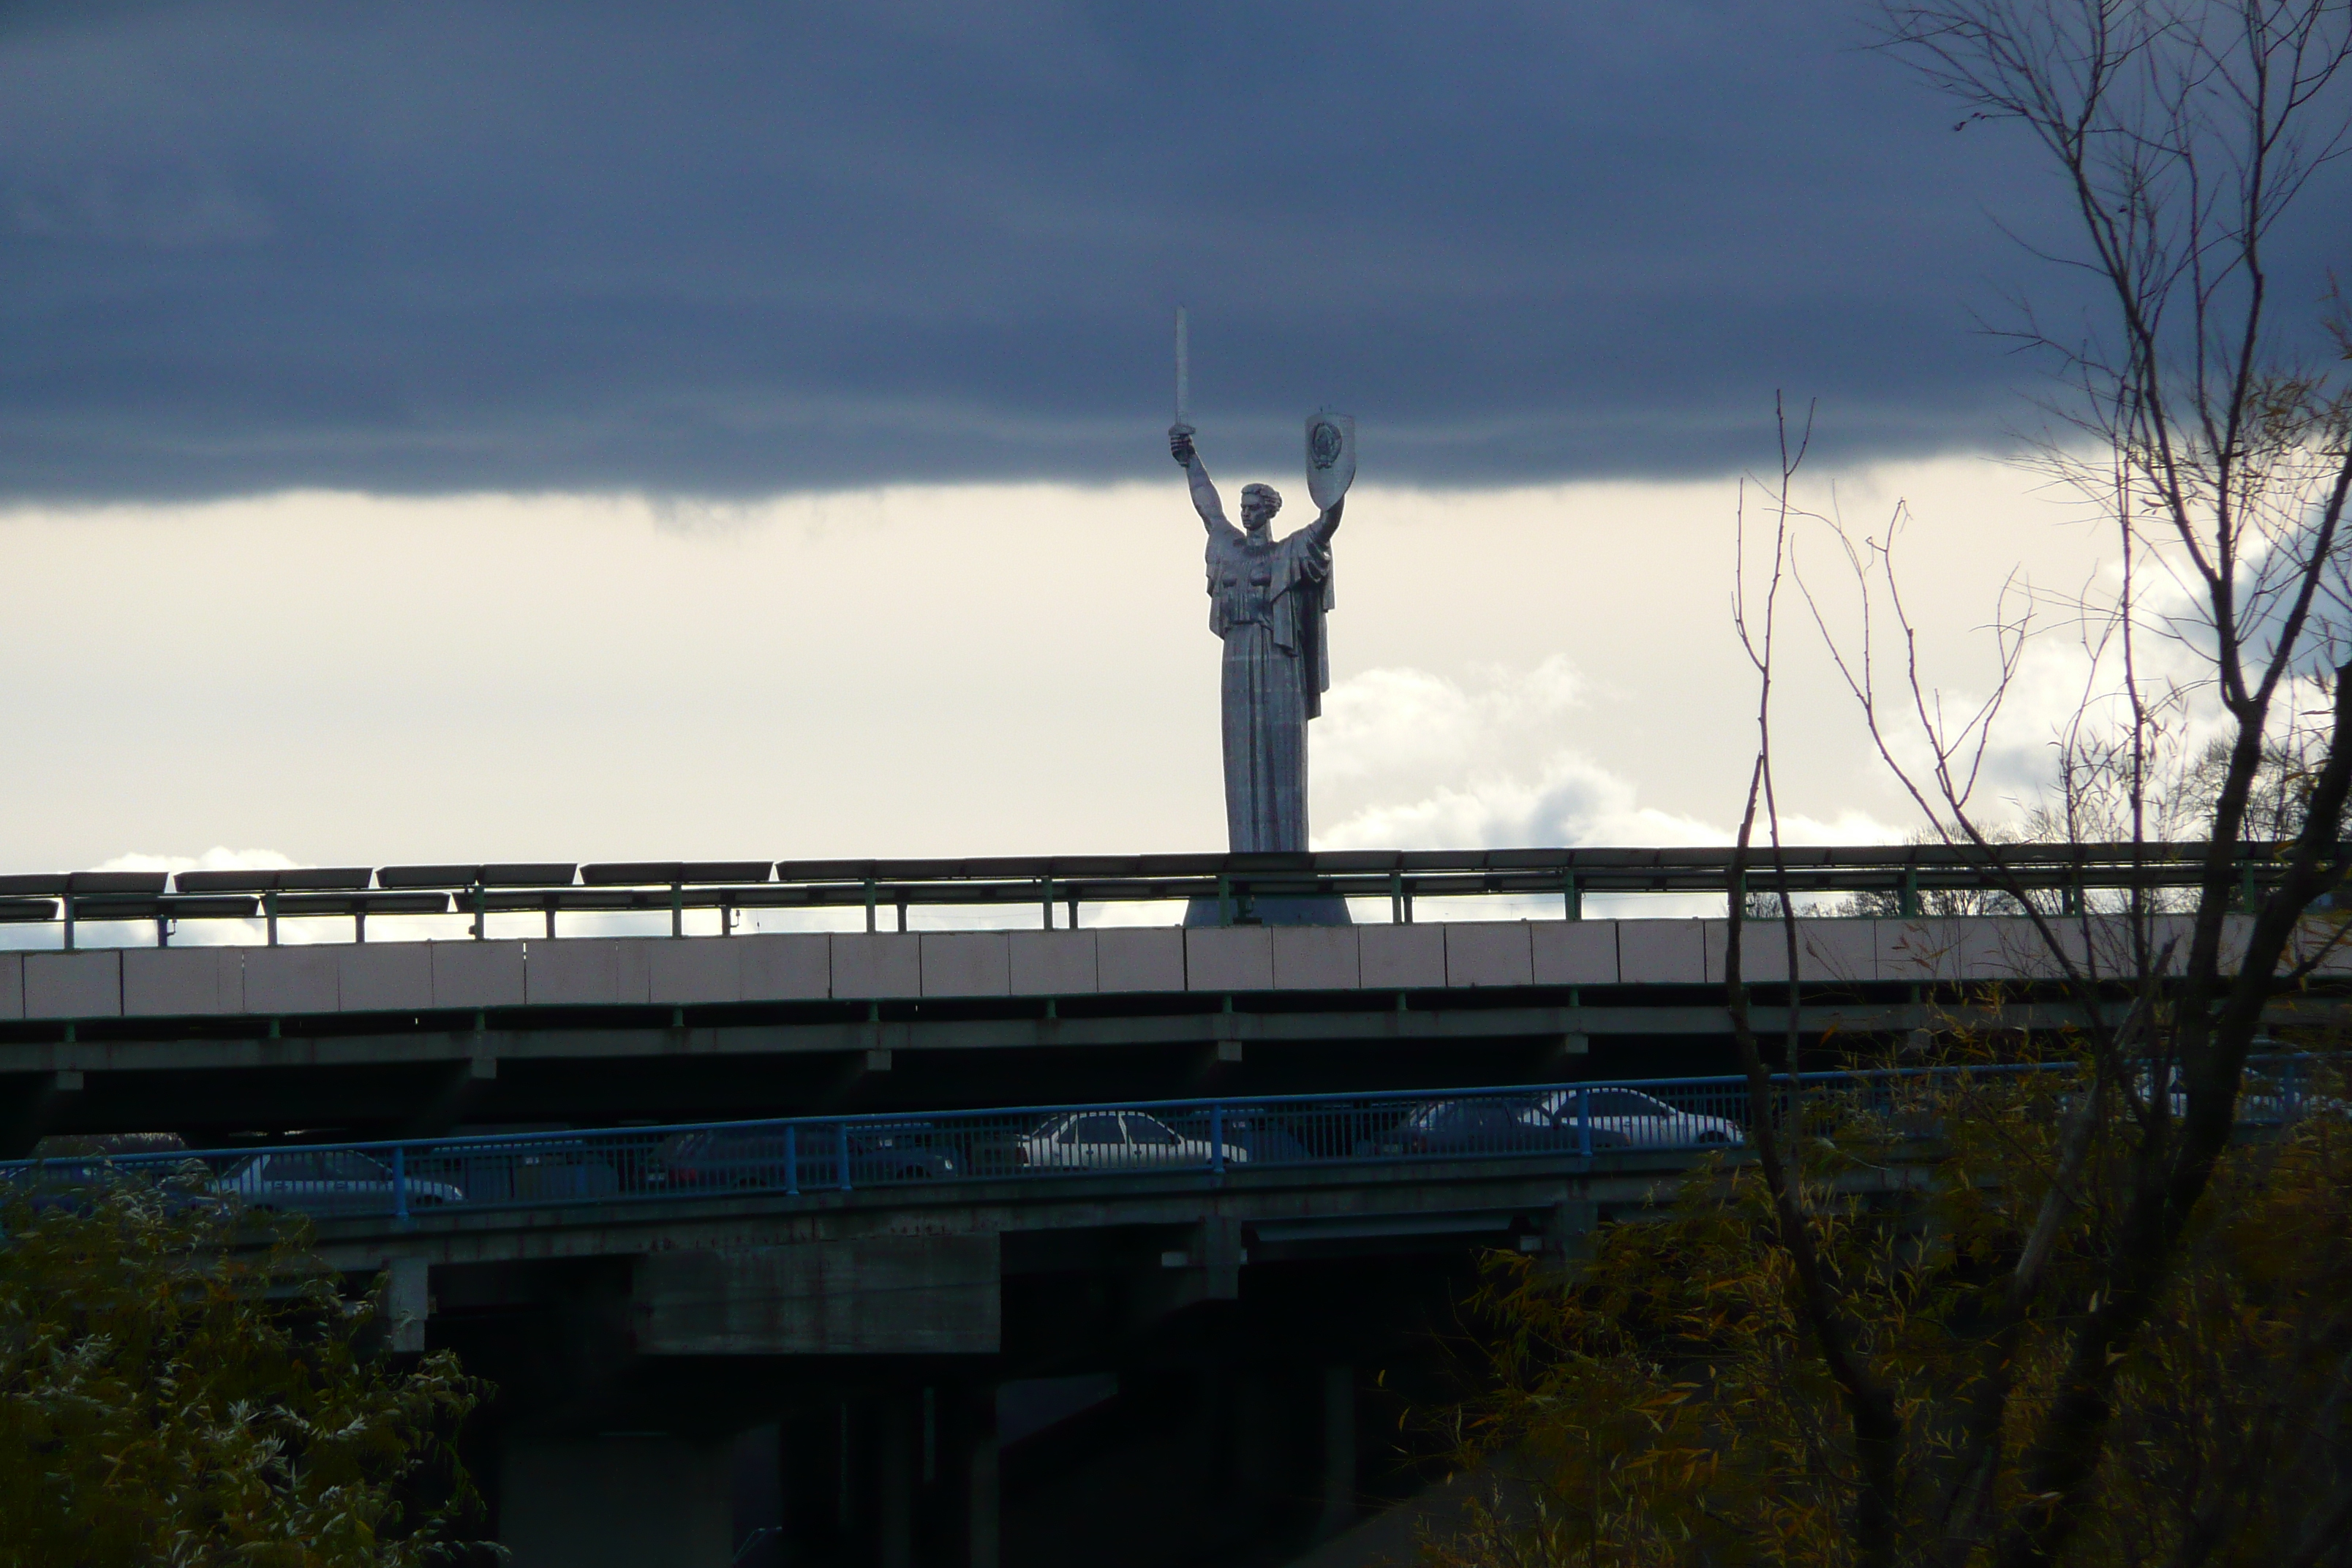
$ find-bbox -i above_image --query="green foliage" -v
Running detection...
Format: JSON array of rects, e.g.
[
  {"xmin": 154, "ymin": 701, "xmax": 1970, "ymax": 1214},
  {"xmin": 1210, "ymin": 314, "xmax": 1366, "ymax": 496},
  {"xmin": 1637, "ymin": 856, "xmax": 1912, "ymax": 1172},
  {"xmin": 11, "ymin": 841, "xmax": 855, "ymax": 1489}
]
[
  {"xmin": 0, "ymin": 1169, "xmax": 486, "ymax": 1567},
  {"xmin": 1428, "ymin": 1063, "xmax": 2352, "ymax": 1567}
]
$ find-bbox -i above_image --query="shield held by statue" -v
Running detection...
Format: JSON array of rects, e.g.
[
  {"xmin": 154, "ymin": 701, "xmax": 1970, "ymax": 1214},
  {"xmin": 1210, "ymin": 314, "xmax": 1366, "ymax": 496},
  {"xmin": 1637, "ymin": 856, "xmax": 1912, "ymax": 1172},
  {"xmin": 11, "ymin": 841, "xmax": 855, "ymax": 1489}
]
[{"xmin": 1305, "ymin": 412, "xmax": 1356, "ymax": 510}]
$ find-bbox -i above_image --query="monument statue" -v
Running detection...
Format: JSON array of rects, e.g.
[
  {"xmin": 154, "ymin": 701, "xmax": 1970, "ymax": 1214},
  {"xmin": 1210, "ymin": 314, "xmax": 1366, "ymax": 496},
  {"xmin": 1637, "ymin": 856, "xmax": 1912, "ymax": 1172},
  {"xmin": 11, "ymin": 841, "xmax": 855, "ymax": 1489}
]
[{"xmin": 1169, "ymin": 421, "xmax": 1346, "ymax": 854}]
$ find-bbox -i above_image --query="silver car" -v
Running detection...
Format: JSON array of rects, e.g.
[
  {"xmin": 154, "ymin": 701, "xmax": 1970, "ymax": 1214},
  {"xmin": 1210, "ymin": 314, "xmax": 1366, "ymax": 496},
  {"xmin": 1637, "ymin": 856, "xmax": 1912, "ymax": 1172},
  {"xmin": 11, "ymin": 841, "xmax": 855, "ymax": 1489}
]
[
  {"xmin": 212, "ymin": 1148, "xmax": 464, "ymax": 1215},
  {"xmin": 1534, "ymin": 1086, "xmax": 1745, "ymax": 1148},
  {"xmin": 1014, "ymin": 1111, "xmax": 1250, "ymax": 1172}
]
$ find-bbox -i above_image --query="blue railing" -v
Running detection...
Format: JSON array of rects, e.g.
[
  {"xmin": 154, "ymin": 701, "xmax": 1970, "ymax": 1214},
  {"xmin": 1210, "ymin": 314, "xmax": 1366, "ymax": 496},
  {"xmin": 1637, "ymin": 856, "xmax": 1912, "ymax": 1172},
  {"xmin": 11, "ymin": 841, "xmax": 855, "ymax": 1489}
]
[{"xmin": 1, "ymin": 1059, "xmax": 2332, "ymax": 1224}]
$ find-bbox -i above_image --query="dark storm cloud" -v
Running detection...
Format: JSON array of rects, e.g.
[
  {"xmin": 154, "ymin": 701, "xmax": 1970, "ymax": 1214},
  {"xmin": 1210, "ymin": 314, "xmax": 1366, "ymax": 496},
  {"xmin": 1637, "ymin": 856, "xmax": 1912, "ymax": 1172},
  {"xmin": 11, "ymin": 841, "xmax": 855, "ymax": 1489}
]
[{"xmin": 0, "ymin": 1, "xmax": 2332, "ymax": 500}]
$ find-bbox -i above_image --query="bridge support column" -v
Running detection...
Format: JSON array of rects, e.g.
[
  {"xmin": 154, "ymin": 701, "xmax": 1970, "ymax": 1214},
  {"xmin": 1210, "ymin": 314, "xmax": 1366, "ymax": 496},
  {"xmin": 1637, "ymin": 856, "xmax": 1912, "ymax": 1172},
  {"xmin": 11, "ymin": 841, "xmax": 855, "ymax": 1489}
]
[
  {"xmin": 500, "ymin": 1435, "xmax": 733, "ymax": 1568},
  {"xmin": 1317, "ymin": 1364, "xmax": 1356, "ymax": 1540},
  {"xmin": 381, "ymin": 1256, "xmax": 428, "ymax": 1353},
  {"xmin": 879, "ymin": 1394, "xmax": 913, "ymax": 1568},
  {"xmin": 966, "ymin": 1384, "xmax": 1000, "ymax": 1568},
  {"xmin": 1540, "ymin": 1197, "xmax": 1599, "ymax": 1274}
]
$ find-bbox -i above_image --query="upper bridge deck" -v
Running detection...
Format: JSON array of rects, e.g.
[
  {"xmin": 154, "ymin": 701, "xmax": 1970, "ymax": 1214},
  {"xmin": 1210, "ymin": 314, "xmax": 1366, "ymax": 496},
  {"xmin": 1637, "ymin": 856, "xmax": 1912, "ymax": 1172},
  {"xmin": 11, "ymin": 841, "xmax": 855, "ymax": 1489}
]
[{"xmin": 0, "ymin": 845, "xmax": 2333, "ymax": 1145}]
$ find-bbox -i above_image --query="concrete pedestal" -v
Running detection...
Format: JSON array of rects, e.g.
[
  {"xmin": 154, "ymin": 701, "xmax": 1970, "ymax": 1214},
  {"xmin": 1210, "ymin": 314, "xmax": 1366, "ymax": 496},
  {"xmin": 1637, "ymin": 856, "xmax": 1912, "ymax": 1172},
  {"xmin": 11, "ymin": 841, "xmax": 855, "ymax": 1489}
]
[{"xmin": 502, "ymin": 1436, "xmax": 733, "ymax": 1568}]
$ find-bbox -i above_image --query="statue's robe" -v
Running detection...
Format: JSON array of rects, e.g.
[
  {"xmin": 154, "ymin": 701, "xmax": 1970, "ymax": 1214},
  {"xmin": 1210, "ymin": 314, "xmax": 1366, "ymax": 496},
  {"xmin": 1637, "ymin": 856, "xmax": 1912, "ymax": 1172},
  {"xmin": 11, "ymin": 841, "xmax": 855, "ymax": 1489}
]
[{"xmin": 1206, "ymin": 521, "xmax": 1333, "ymax": 853}]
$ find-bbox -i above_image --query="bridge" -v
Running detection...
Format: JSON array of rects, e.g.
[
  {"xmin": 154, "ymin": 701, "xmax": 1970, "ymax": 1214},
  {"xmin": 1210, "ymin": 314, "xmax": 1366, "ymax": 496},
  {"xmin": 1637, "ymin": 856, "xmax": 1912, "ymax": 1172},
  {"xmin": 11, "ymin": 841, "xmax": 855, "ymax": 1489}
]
[
  {"xmin": 1, "ymin": 845, "xmax": 2337, "ymax": 1568},
  {"xmin": 0, "ymin": 845, "xmax": 2325, "ymax": 1150},
  {"xmin": 12, "ymin": 1068, "xmax": 1942, "ymax": 1568},
  {"xmin": 15, "ymin": 1055, "xmax": 2333, "ymax": 1568}
]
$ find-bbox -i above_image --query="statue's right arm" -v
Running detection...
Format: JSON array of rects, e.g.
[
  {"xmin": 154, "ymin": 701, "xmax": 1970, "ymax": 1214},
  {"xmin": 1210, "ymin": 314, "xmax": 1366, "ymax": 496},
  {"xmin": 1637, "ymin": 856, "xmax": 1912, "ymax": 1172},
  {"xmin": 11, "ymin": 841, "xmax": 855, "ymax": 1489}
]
[
  {"xmin": 1187, "ymin": 457, "xmax": 1232, "ymax": 533},
  {"xmin": 1172, "ymin": 425, "xmax": 1229, "ymax": 532}
]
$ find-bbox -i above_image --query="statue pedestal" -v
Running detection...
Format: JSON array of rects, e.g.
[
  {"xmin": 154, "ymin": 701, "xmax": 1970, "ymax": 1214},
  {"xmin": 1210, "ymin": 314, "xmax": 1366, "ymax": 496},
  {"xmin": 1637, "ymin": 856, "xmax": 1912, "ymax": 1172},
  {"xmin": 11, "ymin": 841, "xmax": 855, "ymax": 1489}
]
[{"xmin": 1183, "ymin": 894, "xmax": 1353, "ymax": 927}]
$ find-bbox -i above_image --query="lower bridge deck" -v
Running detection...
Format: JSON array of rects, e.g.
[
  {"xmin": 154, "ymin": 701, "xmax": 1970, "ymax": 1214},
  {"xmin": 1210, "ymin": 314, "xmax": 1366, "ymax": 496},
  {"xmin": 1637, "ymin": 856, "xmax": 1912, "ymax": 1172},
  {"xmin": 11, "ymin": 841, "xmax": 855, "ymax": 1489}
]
[{"xmin": 15, "ymin": 1059, "xmax": 2323, "ymax": 1568}]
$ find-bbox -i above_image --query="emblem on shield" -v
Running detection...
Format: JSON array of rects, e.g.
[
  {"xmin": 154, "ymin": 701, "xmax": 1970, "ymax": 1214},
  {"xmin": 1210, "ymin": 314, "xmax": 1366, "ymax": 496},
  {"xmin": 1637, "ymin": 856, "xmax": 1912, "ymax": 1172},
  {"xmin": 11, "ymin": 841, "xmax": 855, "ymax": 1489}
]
[
  {"xmin": 1305, "ymin": 412, "xmax": 1357, "ymax": 510},
  {"xmin": 1310, "ymin": 421, "xmax": 1343, "ymax": 468}
]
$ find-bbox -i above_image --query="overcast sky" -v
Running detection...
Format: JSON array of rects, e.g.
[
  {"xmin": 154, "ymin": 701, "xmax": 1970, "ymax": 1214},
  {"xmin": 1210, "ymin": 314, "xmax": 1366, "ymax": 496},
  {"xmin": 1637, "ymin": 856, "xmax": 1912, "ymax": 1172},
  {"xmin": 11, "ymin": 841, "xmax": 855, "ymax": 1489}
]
[
  {"xmin": 1, "ymin": 0, "xmax": 2231, "ymax": 499},
  {"xmin": 3, "ymin": 2, "xmax": 2339, "ymax": 890}
]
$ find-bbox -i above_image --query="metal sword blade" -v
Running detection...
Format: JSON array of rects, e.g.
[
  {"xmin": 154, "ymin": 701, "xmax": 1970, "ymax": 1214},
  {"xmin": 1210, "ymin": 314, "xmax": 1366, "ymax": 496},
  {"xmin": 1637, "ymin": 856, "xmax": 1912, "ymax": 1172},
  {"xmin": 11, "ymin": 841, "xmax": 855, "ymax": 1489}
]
[{"xmin": 1175, "ymin": 305, "xmax": 1189, "ymax": 425}]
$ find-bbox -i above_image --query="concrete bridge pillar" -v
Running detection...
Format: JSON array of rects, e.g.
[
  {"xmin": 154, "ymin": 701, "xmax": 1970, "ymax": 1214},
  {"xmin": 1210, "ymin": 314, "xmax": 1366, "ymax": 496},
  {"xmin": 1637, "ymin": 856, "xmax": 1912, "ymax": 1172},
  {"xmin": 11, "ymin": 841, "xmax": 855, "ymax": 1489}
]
[
  {"xmin": 1317, "ymin": 1364, "xmax": 1357, "ymax": 1541},
  {"xmin": 500, "ymin": 1434, "xmax": 734, "ymax": 1568},
  {"xmin": 879, "ymin": 1392, "xmax": 913, "ymax": 1568},
  {"xmin": 965, "ymin": 1386, "xmax": 1000, "ymax": 1568}
]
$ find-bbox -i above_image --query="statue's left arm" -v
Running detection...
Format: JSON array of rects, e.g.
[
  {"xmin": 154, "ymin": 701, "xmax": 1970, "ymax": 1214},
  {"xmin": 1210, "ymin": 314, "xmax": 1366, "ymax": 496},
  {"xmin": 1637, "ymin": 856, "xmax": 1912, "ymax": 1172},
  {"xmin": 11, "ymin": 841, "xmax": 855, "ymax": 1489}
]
[{"xmin": 1307, "ymin": 495, "xmax": 1344, "ymax": 546}]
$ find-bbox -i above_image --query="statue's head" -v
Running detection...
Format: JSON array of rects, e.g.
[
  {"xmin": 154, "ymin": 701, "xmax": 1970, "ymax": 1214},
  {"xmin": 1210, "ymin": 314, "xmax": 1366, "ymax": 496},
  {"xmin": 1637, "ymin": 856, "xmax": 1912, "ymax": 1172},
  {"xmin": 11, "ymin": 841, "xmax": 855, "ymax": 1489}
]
[{"xmin": 1240, "ymin": 483, "xmax": 1282, "ymax": 532}]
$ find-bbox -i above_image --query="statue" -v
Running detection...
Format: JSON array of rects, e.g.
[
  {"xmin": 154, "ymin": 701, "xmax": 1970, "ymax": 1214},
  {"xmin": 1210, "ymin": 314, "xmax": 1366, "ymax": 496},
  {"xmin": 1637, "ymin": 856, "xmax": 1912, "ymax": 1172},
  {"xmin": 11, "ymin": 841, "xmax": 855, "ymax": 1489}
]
[{"xmin": 1169, "ymin": 422, "xmax": 1346, "ymax": 854}]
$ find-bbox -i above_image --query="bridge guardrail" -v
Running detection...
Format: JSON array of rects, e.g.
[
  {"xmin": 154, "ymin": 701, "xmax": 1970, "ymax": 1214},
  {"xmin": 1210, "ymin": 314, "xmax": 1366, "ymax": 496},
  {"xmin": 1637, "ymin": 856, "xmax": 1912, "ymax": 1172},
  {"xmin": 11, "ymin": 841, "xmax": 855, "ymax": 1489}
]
[
  {"xmin": 0, "ymin": 841, "xmax": 2329, "ymax": 947},
  {"xmin": 3, "ymin": 1058, "xmax": 2334, "ymax": 1225}
]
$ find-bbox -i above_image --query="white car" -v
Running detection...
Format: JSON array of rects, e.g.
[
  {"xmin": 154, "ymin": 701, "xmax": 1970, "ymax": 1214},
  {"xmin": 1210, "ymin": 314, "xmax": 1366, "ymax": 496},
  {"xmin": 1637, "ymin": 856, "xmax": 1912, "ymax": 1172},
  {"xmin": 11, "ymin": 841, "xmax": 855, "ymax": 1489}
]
[
  {"xmin": 1534, "ymin": 1086, "xmax": 1745, "ymax": 1149},
  {"xmin": 1014, "ymin": 1111, "xmax": 1251, "ymax": 1172},
  {"xmin": 2127, "ymin": 1070, "xmax": 2349, "ymax": 1126},
  {"xmin": 212, "ymin": 1149, "xmax": 464, "ymax": 1215}
]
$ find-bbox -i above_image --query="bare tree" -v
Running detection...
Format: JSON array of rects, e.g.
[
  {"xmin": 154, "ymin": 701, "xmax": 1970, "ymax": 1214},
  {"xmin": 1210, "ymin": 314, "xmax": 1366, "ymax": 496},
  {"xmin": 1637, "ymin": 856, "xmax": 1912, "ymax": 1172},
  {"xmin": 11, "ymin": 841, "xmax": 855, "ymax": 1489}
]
[
  {"xmin": 1720, "ymin": 3, "xmax": 2352, "ymax": 1564},
  {"xmin": 1727, "ymin": 399, "xmax": 1912, "ymax": 1564}
]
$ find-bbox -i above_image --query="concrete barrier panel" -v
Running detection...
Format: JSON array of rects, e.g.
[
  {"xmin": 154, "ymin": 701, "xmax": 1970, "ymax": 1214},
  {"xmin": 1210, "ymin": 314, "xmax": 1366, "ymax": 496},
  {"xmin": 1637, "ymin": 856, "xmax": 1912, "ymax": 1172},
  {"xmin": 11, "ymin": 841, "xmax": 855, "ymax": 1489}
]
[
  {"xmin": 340, "ymin": 944, "xmax": 434, "ymax": 1013},
  {"xmin": 245, "ymin": 947, "xmax": 337, "ymax": 1015},
  {"xmin": 1702, "ymin": 919, "xmax": 1785, "ymax": 983},
  {"xmin": 1009, "ymin": 930, "xmax": 1096, "ymax": 995},
  {"xmin": 434, "ymin": 941, "xmax": 527, "ymax": 1009},
  {"xmin": 2146, "ymin": 913, "xmax": 2203, "ymax": 974},
  {"xmin": 922, "ymin": 932, "xmax": 1011, "ymax": 998},
  {"xmin": 1532, "ymin": 922, "xmax": 1617, "ymax": 985},
  {"xmin": 1703, "ymin": 919, "xmax": 1874, "ymax": 984},
  {"xmin": 1876, "ymin": 918, "xmax": 1964, "ymax": 983},
  {"xmin": 1703, "ymin": 918, "xmax": 1874, "ymax": 984},
  {"xmin": 1272, "ymin": 926, "xmax": 1358, "ymax": 990},
  {"xmin": 739, "ymin": 934, "xmax": 831, "ymax": 1000},
  {"xmin": 0, "ymin": 954, "xmax": 20, "ymax": 1020},
  {"xmin": 2223, "ymin": 913, "xmax": 2259, "ymax": 976},
  {"xmin": 1800, "ymin": 919, "xmax": 1880, "ymax": 983},
  {"xmin": 1097, "ymin": 927, "xmax": 1184, "ymax": 992},
  {"xmin": 1878, "ymin": 917, "xmax": 2088, "ymax": 983},
  {"xmin": 613, "ymin": 940, "xmax": 657, "ymax": 1005},
  {"xmin": 1617, "ymin": 921, "xmax": 1705, "ymax": 984},
  {"xmin": 24, "ymin": 951, "xmax": 120, "ymax": 1019},
  {"xmin": 1360, "ymin": 925, "xmax": 1445, "ymax": 990},
  {"xmin": 2005, "ymin": 916, "xmax": 2088, "ymax": 979},
  {"xmin": 524, "ymin": 939, "xmax": 620, "ymax": 1006},
  {"xmin": 123, "ymin": 949, "xmax": 242, "ymax": 1017},
  {"xmin": 649, "ymin": 939, "xmax": 743, "ymax": 1006},
  {"xmin": 830, "ymin": 933, "xmax": 921, "ymax": 998},
  {"xmin": 2054, "ymin": 913, "xmax": 2204, "ymax": 977},
  {"xmin": 1187, "ymin": 927, "xmax": 1273, "ymax": 992},
  {"xmin": 1446, "ymin": 923, "xmax": 1534, "ymax": 988}
]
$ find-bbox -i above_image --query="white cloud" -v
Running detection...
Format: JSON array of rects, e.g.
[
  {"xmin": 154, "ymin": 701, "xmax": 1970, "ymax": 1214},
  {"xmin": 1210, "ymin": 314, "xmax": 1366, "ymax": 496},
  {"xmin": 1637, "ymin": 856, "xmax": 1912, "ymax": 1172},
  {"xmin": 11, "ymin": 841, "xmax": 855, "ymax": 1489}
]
[
  {"xmin": 1313, "ymin": 660, "xmax": 1905, "ymax": 851},
  {"xmin": 94, "ymin": 846, "xmax": 301, "ymax": 877},
  {"xmin": 1314, "ymin": 656, "xmax": 1584, "ymax": 791}
]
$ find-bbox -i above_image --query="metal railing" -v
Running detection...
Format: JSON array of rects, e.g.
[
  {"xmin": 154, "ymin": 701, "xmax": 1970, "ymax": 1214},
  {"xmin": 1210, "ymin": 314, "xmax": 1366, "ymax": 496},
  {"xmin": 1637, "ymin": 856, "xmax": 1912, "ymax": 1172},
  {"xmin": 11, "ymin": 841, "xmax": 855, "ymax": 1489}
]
[
  {"xmin": 0, "ymin": 843, "xmax": 2316, "ymax": 949},
  {"xmin": 4, "ymin": 1059, "xmax": 2332, "ymax": 1226}
]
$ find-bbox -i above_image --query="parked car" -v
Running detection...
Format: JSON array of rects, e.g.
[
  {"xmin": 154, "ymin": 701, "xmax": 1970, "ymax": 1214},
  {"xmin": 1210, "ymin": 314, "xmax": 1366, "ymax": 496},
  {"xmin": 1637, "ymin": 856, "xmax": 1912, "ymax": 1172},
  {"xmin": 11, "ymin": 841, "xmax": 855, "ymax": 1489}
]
[
  {"xmin": 410, "ymin": 1140, "xmax": 621, "ymax": 1205},
  {"xmin": 2125, "ymin": 1068, "xmax": 2349, "ymax": 1127},
  {"xmin": 1534, "ymin": 1086, "xmax": 1746, "ymax": 1148},
  {"xmin": 4, "ymin": 1147, "xmax": 226, "ymax": 1219},
  {"xmin": 210, "ymin": 1148, "xmax": 464, "ymax": 1215},
  {"xmin": 648, "ymin": 1121, "xmax": 957, "ymax": 1192},
  {"xmin": 1011, "ymin": 1111, "xmax": 1250, "ymax": 1172},
  {"xmin": 1165, "ymin": 1112, "xmax": 1313, "ymax": 1165},
  {"xmin": 1378, "ymin": 1097, "xmax": 1633, "ymax": 1158}
]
